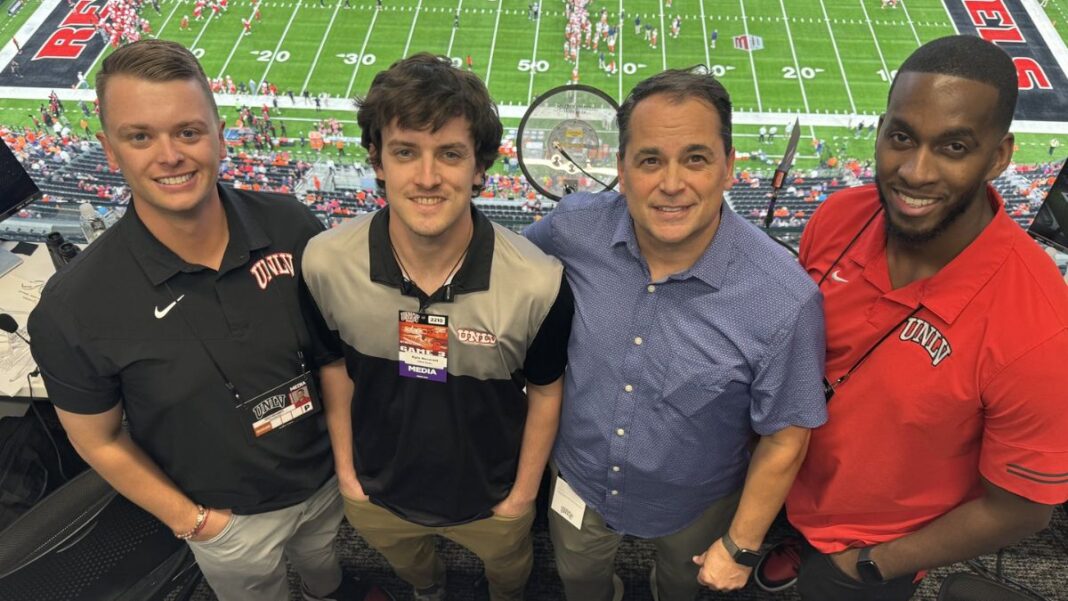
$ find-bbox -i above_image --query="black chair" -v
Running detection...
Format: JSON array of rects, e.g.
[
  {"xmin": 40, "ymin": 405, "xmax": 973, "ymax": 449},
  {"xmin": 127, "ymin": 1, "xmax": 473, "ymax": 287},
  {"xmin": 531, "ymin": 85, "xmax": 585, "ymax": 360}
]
[
  {"xmin": 937, "ymin": 572, "xmax": 1041, "ymax": 601},
  {"xmin": 0, "ymin": 469, "xmax": 201, "ymax": 601}
]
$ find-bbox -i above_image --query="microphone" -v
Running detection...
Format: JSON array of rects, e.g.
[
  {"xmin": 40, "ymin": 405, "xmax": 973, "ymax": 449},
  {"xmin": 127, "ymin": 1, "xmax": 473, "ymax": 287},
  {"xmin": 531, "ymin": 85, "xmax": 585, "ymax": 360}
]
[{"xmin": 0, "ymin": 313, "xmax": 30, "ymax": 345}]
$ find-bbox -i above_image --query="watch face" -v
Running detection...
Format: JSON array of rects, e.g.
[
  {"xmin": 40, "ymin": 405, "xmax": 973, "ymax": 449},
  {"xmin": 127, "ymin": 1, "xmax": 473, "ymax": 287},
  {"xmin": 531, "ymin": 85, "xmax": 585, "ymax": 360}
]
[
  {"xmin": 734, "ymin": 549, "xmax": 762, "ymax": 568},
  {"xmin": 856, "ymin": 559, "xmax": 884, "ymax": 584}
]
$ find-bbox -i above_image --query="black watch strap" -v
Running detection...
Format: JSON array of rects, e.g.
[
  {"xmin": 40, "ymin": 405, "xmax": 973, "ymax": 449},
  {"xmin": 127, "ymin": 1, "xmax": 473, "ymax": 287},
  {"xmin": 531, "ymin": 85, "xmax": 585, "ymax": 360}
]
[
  {"xmin": 722, "ymin": 531, "xmax": 762, "ymax": 568},
  {"xmin": 856, "ymin": 546, "xmax": 885, "ymax": 584}
]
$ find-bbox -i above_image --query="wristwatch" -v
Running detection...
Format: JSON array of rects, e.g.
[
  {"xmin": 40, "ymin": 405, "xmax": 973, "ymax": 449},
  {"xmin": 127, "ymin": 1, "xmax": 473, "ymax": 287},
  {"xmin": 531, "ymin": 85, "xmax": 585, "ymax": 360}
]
[
  {"xmin": 721, "ymin": 531, "xmax": 762, "ymax": 568},
  {"xmin": 856, "ymin": 546, "xmax": 885, "ymax": 584}
]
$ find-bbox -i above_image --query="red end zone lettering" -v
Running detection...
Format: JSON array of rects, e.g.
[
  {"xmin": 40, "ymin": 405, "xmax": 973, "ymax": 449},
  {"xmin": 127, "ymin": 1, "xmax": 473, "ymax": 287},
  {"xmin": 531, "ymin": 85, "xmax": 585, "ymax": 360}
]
[
  {"xmin": 34, "ymin": 27, "xmax": 96, "ymax": 60},
  {"xmin": 1015, "ymin": 57, "xmax": 1053, "ymax": 90},
  {"xmin": 33, "ymin": 0, "xmax": 103, "ymax": 60},
  {"xmin": 964, "ymin": 0, "xmax": 1025, "ymax": 43},
  {"xmin": 60, "ymin": 0, "xmax": 105, "ymax": 28}
]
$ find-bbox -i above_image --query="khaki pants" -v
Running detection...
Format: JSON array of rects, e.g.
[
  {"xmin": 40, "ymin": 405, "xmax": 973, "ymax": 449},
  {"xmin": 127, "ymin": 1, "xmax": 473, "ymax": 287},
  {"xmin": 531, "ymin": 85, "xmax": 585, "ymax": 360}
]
[
  {"xmin": 549, "ymin": 477, "xmax": 741, "ymax": 601},
  {"xmin": 343, "ymin": 495, "xmax": 535, "ymax": 601}
]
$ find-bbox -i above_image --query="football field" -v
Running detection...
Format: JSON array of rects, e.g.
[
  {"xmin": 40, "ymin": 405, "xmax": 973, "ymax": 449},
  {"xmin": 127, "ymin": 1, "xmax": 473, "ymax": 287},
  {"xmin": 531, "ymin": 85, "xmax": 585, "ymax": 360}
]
[{"xmin": 81, "ymin": 0, "xmax": 986, "ymax": 116}]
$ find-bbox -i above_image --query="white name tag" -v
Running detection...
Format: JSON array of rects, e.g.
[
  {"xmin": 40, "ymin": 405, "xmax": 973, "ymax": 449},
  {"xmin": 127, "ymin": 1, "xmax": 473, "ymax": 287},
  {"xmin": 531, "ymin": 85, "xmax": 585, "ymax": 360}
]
[{"xmin": 550, "ymin": 475, "xmax": 587, "ymax": 530}]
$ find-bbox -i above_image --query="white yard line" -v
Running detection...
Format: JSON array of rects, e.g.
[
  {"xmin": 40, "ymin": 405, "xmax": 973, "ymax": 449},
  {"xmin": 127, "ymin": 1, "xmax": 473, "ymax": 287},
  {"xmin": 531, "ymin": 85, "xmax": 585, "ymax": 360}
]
[
  {"xmin": 737, "ymin": 0, "xmax": 763, "ymax": 111},
  {"xmin": 525, "ymin": 0, "xmax": 543, "ymax": 103},
  {"xmin": 216, "ymin": 4, "xmax": 261, "ymax": 78},
  {"xmin": 816, "ymin": 0, "xmax": 856, "ymax": 113},
  {"xmin": 617, "ymin": 0, "xmax": 623, "ymax": 101},
  {"xmin": 445, "ymin": 0, "xmax": 463, "ymax": 57},
  {"xmin": 344, "ymin": 1, "xmax": 380, "ymax": 98},
  {"xmin": 776, "ymin": 0, "xmax": 809, "ymax": 112},
  {"xmin": 189, "ymin": 9, "xmax": 216, "ymax": 51},
  {"xmin": 301, "ymin": 0, "xmax": 345, "ymax": 94},
  {"xmin": 698, "ymin": 0, "xmax": 710, "ymax": 70},
  {"xmin": 402, "ymin": 0, "xmax": 423, "ymax": 57},
  {"xmin": 484, "ymin": 0, "xmax": 502, "ymax": 84},
  {"xmin": 155, "ymin": 0, "xmax": 183, "ymax": 38},
  {"xmin": 657, "ymin": 0, "xmax": 666, "ymax": 70},
  {"xmin": 258, "ymin": 0, "xmax": 303, "ymax": 88},
  {"xmin": 857, "ymin": 0, "xmax": 891, "ymax": 84},
  {"xmin": 897, "ymin": 0, "xmax": 923, "ymax": 45}
]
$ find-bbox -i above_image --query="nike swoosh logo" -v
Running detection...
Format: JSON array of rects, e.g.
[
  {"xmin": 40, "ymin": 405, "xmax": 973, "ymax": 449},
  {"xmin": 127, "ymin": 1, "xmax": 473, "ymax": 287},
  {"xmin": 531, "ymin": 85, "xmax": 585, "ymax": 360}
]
[
  {"xmin": 831, "ymin": 270, "xmax": 849, "ymax": 283},
  {"xmin": 154, "ymin": 294, "xmax": 185, "ymax": 319}
]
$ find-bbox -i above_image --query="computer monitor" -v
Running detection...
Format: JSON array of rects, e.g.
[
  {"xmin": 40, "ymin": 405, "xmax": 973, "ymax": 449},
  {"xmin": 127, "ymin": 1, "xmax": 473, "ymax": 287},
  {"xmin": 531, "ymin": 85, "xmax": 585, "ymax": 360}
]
[
  {"xmin": 1028, "ymin": 160, "xmax": 1068, "ymax": 254},
  {"xmin": 0, "ymin": 140, "xmax": 43, "ymax": 276}
]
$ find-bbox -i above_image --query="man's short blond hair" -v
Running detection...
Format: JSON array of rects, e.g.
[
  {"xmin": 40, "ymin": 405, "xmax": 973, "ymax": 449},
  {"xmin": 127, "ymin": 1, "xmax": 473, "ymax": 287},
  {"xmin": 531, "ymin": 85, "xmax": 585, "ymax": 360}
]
[{"xmin": 95, "ymin": 39, "xmax": 218, "ymax": 128}]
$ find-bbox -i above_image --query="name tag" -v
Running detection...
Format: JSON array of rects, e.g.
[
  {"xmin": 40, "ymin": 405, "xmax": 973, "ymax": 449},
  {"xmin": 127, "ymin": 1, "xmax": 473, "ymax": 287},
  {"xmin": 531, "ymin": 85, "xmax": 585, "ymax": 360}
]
[
  {"xmin": 399, "ymin": 311, "xmax": 448, "ymax": 383},
  {"xmin": 239, "ymin": 371, "xmax": 321, "ymax": 443},
  {"xmin": 551, "ymin": 475, "xmax": 587, "ymax": 530}
]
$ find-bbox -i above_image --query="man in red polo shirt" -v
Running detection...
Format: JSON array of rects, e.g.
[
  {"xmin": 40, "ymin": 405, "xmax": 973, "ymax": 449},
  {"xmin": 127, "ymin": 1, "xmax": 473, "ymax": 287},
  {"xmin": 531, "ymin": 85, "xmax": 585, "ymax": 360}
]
[{"xmin": 755, "ymin": 35, "xmax": 1068, "ymax": 600}]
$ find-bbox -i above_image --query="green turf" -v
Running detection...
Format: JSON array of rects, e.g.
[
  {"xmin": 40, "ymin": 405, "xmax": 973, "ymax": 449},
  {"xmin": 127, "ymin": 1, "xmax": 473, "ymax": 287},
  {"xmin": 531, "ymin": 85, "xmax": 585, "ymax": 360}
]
[{"xmin": 7, "ymin": 0, "xmax": 1068, "ymax": 168}]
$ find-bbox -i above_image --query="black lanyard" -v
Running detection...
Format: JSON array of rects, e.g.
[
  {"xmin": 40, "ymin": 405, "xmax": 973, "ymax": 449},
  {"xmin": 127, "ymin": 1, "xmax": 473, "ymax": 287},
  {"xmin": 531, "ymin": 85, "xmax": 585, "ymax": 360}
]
[
  {"xmin": 163, "ymin": 252, "xmax": 307, "ymax": 405},
  {"xmin": 817, "ymin": 206, "xmax": 922, "ymax": 401}
]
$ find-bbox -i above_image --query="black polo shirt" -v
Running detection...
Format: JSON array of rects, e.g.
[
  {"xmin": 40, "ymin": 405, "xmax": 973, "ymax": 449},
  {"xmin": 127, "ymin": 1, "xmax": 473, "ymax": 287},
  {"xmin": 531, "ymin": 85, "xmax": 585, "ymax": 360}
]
[
  {"xmin": 28, "ymin": 186, "xmax": 339, "ymax": 514},
  {"xmin": 303, "ymin": 207, "xmax": 573, "ymax": 526}
]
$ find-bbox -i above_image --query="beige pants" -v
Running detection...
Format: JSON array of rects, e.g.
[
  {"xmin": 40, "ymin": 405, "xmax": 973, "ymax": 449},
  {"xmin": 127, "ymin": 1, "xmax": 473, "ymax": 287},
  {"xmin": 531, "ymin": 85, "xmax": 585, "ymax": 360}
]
[{"xmin": 343, "ymin": 495, "xmax": 535, "ymax": 601}]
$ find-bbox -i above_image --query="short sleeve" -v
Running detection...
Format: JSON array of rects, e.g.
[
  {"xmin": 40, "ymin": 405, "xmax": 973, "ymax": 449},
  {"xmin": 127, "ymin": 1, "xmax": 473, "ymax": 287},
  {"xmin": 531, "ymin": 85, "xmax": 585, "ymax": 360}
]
[
  {"xmin": 293, "ymin": 210, "xmax": 342, "ymax": 367},
  {"xmin": 522, "ymin": 274, "xmax": 573, "ymax": 385},
  {"xmin": 522, "ymin": 212, "xmax": 558, "ymax": 257},
  {"xmin": 27, "ymin": 301, "xmax": 121, "ymax": 414},
  {"xmin": 979, "ymin": 329, "xmax": 1068, "ymax": 505},
  {"xmin": 301, "ymin": 235, "xmax": 338, "ymax": 332},
  {"xmin": 749, "ymin": 291, "xmax": 828, "ymax": 435}
]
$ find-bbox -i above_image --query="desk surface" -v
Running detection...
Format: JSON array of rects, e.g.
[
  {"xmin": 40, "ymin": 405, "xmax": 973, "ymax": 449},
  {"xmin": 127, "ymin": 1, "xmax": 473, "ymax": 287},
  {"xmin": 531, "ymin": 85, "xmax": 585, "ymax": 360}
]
[{"xmin": 0, "ymin": 241, "xmax": 55, "ymax": 399}]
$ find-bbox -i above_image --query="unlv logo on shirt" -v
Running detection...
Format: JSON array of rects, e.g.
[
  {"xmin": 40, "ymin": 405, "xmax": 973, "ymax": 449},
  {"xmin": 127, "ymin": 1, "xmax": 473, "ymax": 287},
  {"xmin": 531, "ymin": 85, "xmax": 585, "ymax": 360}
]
[
  {"xmin": 899, "ymin": 317, "xmax": 952, "ymax": 367},
  {"xmin": 249, "ymin": 252, "xmax": 295, "ymax": 290}
]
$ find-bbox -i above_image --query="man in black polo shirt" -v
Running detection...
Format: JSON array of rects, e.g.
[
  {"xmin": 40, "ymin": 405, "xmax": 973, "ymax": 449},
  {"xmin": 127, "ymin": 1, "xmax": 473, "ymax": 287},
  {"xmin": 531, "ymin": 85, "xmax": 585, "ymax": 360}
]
[
  {"xmin": 302, "ymin": 53, "xmax": 573, "ymax": 601},
  {"xmin": 28, "ymin": 40, "xmax": 377, "ymax": 601}
]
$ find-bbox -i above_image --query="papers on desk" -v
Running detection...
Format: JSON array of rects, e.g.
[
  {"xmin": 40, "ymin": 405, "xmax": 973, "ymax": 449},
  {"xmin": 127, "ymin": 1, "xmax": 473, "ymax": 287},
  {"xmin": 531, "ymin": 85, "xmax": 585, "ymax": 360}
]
[
  {"xmin": 0, "ymin": 332, "xmax": 35, "ymax": 397},
  {"xmin": 0, "ymin": 242, "xmax": 54, "ymax": 397}
]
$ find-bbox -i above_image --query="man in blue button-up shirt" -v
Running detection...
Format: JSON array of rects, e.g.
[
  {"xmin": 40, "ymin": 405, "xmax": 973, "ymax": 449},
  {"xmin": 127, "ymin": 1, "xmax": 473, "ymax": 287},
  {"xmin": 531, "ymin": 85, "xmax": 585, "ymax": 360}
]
[{"xmin": 525, "ymin": 69, "xmax": 828, "ymax": 600}]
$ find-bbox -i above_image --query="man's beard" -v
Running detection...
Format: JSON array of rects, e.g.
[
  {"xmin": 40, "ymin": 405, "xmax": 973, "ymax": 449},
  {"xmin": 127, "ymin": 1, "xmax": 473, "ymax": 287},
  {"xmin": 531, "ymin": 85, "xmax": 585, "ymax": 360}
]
[{"xmin": 875, "ymin": 175, "xmax": 983, "ymax": 247}]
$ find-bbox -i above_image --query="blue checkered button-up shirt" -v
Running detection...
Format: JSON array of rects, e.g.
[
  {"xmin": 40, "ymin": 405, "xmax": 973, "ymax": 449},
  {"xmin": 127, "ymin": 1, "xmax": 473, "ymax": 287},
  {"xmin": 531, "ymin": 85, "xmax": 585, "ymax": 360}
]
[{"xmin": 525, "ymin": 191, "xmax": 827, "ymax": 538}]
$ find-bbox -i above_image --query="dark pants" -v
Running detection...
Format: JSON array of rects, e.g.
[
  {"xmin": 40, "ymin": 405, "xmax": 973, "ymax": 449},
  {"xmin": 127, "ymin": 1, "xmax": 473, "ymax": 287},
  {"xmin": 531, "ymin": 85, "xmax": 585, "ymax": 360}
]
[{"xmin": 797, "ymin": 541, "xmax": 921, "ymax": 601}]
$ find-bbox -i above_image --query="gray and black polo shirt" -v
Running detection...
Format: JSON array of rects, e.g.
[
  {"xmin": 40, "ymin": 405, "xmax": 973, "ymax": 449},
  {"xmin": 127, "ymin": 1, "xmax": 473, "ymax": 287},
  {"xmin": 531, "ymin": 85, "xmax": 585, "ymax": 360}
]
[{"xmin": 303, "ymin": 206, "xmax": 572, "ymax": 526}]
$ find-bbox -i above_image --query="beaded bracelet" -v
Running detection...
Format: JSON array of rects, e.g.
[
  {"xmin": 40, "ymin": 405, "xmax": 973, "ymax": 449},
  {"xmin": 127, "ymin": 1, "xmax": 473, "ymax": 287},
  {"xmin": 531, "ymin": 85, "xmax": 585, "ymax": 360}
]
[{"xmin": 175, "ymin": 505, "xmax": 209, "ymax": 540}]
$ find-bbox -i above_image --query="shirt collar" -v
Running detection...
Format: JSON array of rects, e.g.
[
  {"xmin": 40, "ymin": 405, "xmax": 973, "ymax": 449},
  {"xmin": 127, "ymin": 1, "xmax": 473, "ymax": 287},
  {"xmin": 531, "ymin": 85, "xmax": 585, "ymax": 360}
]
[
  {"xmin": 120, "ymin": 184, "xmax": 271, "ymax": 286},
  {"xmin": 849, "ymin": 184, "xmax": 1014, "ymax": 324},
  {"xmin": 609, "ymin": 193, "xmax": 738, "ymax": 289},
  {"xmin": 369, "ymin": 204, "xmax": 494, "ymax": 295}
]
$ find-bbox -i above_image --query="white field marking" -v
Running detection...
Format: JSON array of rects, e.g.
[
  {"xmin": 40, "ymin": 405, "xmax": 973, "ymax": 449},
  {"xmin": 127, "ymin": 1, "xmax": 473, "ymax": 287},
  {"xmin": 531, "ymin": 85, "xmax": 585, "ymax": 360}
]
[
  {"xmin": 189, "ymin": 7, "xmax": 217, "ymax": 51},
  {"xmin": 344, "ymin": 0, "xmax": 380, "ymax": 98},
  {"xmin": 737, "ymin": 0, "xmax": 763, "ymax": 111},
  {"xmin": 816, "ymin": 0, "xmax": 856, "ymax": 113},
  {"xmin": 897, "ymin": 0, "xmax": 922, "ymax": 45},
  {"xmin": 777, "ymin": 0, "xmax": 809, "ymax": 112},
  {"xmin": 445, "ymin": 0, "xmax": 463, "ymax": 57},
  {"xmin": 698, "ymin": 0, "xmax": 710, "ymax": 71},
  {"xmin": 857, "ymin": 0, "xmax": 892, "ymax": 81},
  {"xmin": 485, "ymin": 0, "xmax": 502, "ymax": 84},
  {"xmin": 302, "ymin": 0, "xmax": 345, "ymax": 94},
  {"xmin": 402, "ymin": 0, "xmax": 423, "ymax": 57},
  {"xmin": 217, "ymin": 3, "xmax": 262, "ymax": 78},
  {"xmin": 617, "ymin": 0, "xmax": 623, "ymax": 101},
  {"xmin": 525, "ymin": 0, "xmax": 543, "ymax": 103},
  {"xmin": 258, "ymin": 0, "xmax": 303, "ymax": 88},
  {"xmin": 657, "ymin": 0, "xmax": 666, "ymax": 69},
  {"xmin": 156, "ymin": 0, "xmax": 183, "ymax": 37}
]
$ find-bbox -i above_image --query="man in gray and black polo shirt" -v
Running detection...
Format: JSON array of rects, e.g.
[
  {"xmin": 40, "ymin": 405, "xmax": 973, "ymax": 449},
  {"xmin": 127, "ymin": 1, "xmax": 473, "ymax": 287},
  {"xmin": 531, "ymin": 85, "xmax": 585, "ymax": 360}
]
[{"xmin": 303, "ymin": 54, "xmax": 572, "ymax": 601}]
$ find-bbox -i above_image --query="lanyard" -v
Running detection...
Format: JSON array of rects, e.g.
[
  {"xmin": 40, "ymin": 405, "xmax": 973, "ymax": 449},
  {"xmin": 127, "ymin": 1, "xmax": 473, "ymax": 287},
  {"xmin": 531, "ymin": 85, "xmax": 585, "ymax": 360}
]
[
  {"xmin": 163, "ymin": 252, "xmax": 307, "ymax": 405},
  {"xmin": 816, "ymin": 206, "xmax": 922, "ymax": 401}
]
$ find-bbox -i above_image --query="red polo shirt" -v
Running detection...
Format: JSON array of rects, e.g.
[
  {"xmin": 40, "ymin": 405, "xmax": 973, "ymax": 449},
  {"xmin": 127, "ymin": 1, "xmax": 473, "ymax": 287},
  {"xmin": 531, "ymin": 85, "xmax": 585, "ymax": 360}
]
[{"xmin": 788, "ymin": 184, "xmax": 1068, "ymax": 553}]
